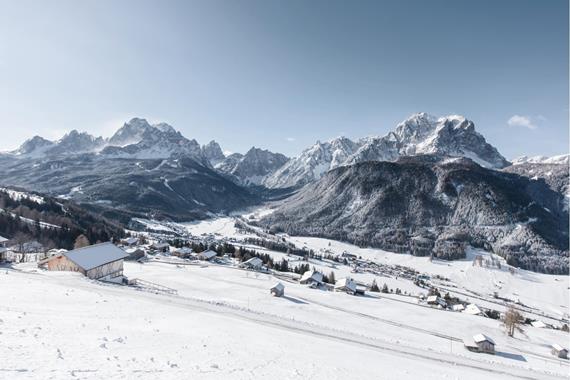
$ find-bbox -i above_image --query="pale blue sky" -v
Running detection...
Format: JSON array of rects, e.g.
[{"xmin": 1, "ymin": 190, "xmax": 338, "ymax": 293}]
[{"xmin": 0, "ymin": 0, "xmax": 567, "ymax": 158}]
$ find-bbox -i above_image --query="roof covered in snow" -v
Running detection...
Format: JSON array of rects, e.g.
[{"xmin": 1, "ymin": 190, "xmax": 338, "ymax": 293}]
[
  {"xmin": 63, "ymin": 242, "xmax": 128, "ymax": 271},
  {"xmin": 243, "ymin": 257, "xmax": 263, "ymax": 267},
  {"xmin": 552, "ymin": 344, "xmax": 567, "ymax": 352},
  {"xmin": 300, "ymin": 270, "xmax": 323, "ymax": 283},
  {"xmin": 199, "ymin": 250, "xmax": 217, "ymax": 259},
  {"xmin": 0, "ymin": 235, "xmax": 8, "ymax": 243},
  {"xmin": 464, "ymin": 304, "xmax": 482, "ymax": 315},
  {"xmin": 335, "ymin": 278, "xmax": 356, "ymax": 292},
  {"xmin": 271, "ymin": 282, "xmax": 284, "ymax": 292},
  {"xmin": 473, "ymin": 334, "xmax": 494, "ymax": 345}
]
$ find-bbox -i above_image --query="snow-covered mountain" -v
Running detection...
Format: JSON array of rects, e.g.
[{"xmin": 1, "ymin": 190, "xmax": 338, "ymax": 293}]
[
  {"xmin": 263, "ymin": 137, "xmax": 359, "ymax": 188},
  {"xmin": 11, "ymin": 118, "xmax": 206, "ymax": 162},
  {"xmin": 511, "ymin": 154, "xmax": 569, "ymax": 166},
  {"xmin": 201, "ymin": 140, "xmax": 226, "ymax": 166},
  {"xmin": 217, "ymin": 147, "xmax": 289, "ymax": 186},
  {"xmin": 265, "ymin": 113, "xmax": 510, "ymax": 188}
]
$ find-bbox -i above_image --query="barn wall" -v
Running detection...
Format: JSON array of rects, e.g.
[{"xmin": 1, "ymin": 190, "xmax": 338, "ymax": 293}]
[
  {"xmin": 46, "ymin": 256, "xmax": 84, "ymax": 274},
  {"xmin": 85, "ymin": 259, "xmax": 124, "ymax": 280}
]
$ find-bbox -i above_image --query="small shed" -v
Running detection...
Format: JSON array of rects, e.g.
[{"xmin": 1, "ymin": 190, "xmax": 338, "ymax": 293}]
[
  {"xmin": 464, "ymin": 303, "xmax": 482, "ymax": 315},
  {"xmin": 241, "ymin": 257, "xmax": 263, "ymax": 270},
  {"xmin": 464, "ymin": 334, "xmax": 495, "ymax": 354},
  {"xmin": 198, "ymin": 250, "xmax": 217, "ymax": 261},
  {"xmin": 451, "ymin": 304, "xmax": 465, "ymax": 312},
  {"xmin": 531, "ymin": 320, "xmax": 547, "ymax": 329},
  {"xmin": 334, "ymin": 278, "xmax": 357, "ymax": 295},
  {"xmin": 40, "ymin": 242, "xmax": 128, "ymax": 281},
  {"xmin": 150, "ymin": 242, "xmax": 170, "ymax": 253},
  {"xmin": 551, "ymin": 344, "xmax": 568, "ymax": 359},
  {"xmin": 299, "ymin": 270, "xmax": 323, "ymax": 285},
  {"xmin": 270, "ymin": 282, "xmax": 285, "ymax": 297}
]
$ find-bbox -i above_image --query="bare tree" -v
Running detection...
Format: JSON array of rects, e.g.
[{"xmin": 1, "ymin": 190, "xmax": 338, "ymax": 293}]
[
  {"xmin": 74, "ymin": 234, "xmax": 90, "ymax": 249},
  {"xmin": 503, "ymin": 306, "xmax": 524, "ymax": 337}
]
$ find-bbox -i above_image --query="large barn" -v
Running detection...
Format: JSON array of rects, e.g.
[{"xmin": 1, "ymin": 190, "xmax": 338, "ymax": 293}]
[{"xmin": 40, "ymin": 242, "xmax": 128, "ymax": 281}]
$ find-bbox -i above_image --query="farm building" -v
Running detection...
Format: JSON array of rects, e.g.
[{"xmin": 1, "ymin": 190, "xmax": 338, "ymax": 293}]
[
  {"xmin": 198, "ymin": 250, "xmax": 217, "ymax": 261},
  {"xmin": 270, "ymin": 282, "xmax": 285, "ymax": 297},
  {"xmin": 464, "ymin": 334, "xmax": 495, "ymax": 354},
  {"xmin": 150, "ymin": 242, "xmax": 170, "ymax": 253},
  {"xmin": 241, "ymin": 257, "xmax": 263, "ymax": 270},
  {"xmin": 0, "ymin": 235, "xmax": 8, "ymax": 261},
  {"xmin": 334, "ymin": 278, "xmax": 357, "ymax": 295},
  {"xmin": 39, "ymin": 242, "xmax": 128, "ymax": 281},
  {"xmin": 299, "ymin": 270, "xmax": 323, "ymax": 286},
  {"xmin": 551, "ymin": 344, "xmax": 568, "ymax": 359}
]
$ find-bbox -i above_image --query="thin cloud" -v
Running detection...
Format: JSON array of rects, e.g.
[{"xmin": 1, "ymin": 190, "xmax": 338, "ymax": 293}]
[
  {"xmin": 507, "ymin": 115, "xmax": 537, "ymax": 130},
  {"xmin": 286, "ymin": 137, "xmax": 295, "ymax": 142}
]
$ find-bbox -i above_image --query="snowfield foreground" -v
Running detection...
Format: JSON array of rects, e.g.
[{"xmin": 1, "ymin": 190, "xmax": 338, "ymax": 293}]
[{"xmin": 1, "ymin": 258, "xmax": 569, "ymax": 379}]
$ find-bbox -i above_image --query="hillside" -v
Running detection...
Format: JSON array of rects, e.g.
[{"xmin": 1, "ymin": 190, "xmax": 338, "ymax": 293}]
[
  {"xmin": 261, "ymin": 156, "xmax": 569, "ymax": 274},
  {"xmin": 0, "ymin": 187, "xmax": 125, "ymax": 250}
]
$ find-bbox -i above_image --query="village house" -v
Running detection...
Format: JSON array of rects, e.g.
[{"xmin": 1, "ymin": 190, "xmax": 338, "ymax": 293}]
[
  {"xmin": 0, "ymin": 235, "xmax": 8, "ymax": 262},
  {"xmin": 124, "ymin": 247, "xmax": 145, "ymax": 261},
  {"xmin": 121, "ymin": 237, "xmax": 139, "ymax": 247},
  {"xmin": 39, "ymin": 242, "xmax": 128, "ymax": 282},
  {"xmin": 334, "ymin": 278, "xmax": 357, "ymax": 295},
  {"xmin": 551, "ymin": 344, "xmax": 568, "ymax": 359},
  {"xmin": 150, "ymin": 242, "xmax": 170, "ymax": 253},
  {"xmin": 464, "ymin": 334, "xmax": 495, "ymax": 354},
  {"xmin": 241, "ymin": 257, "xmax": 263, "ymax": 270},
  {"xmin": 270, "ymin": 282, "xmax": 285, "ymax": 297},
  {"xmin": 172, "ymin": 247, "xmax": 194, "ymax": 258},
  {"xmin": 299, "ymin": 270, "xmax": 323, "ymax": 286},
  {"xmin": 198, "ymin": 250, "xmax": 217, "ymax": 261}
]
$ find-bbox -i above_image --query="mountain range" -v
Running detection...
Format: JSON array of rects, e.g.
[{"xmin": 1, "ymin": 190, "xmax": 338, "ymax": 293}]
[{"xmin": 0, "ymin": 113, "xmax": 567, "ymax": 272}]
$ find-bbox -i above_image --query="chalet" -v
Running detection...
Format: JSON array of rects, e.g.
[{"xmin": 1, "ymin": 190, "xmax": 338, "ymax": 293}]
[
  {"xmin": 464, "ymin": 334, "xmax": 495, "ymax": 354},
  {"xmin": 122, "ymin": 237, "xmax": 139, "ymax": 247},
  {"xmin": 198, "ymin": 250, "xmax": 217, "ymax": 261},
  {"xmin": 150, "ymin": 242, "xmax": 170, "ymax": 253},
  {"xmin": 299, "ymin": 270, "xmax": 323, "ymax": 286},
  {"xmin": 464, "ymin": 303, "xmax": 482, "ymax": 315},
  {"xmin": 39, "ymin": 242, "xmax": 128, "ymax": 281},
  {"xmin": 0, "ymin": 235, "xmax": 8, "ymax": 262},
  {"xmin": 551, "ymin": 344, "xmax": 568, "ymax": 359},
  {"xmin": 334, "ymin": 278, "xmax": 357, "ymax": 295},
  {"xmin": 241, "ymin": 257, "xmax": 263, "ymax": 270},
  {"xmin": 270, "ymin": 282, "xmax": 285, "ymax": 297},
  {"xmin": 172, "ymin": 247, "xmax": 194, "ymax": 258}
]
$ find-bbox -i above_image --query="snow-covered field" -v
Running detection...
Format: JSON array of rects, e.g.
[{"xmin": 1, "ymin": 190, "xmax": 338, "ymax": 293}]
[{"xmin": 2, "ymin": 211, "xmax": 569, "ymax": 379}]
